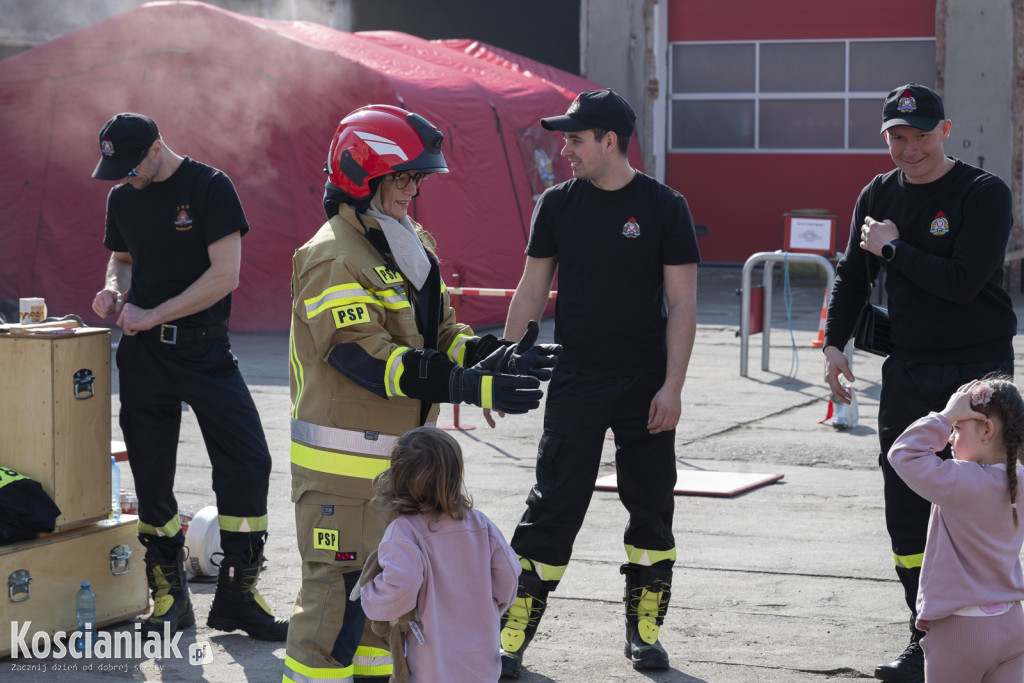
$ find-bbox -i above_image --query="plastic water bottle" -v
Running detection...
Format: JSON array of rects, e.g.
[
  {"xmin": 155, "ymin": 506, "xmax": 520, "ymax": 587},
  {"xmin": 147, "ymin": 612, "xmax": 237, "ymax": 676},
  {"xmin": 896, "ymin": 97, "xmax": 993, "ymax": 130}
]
[
  {"xmin": 109, "ymin": 456, "xmax": 121, "ymax": 522},
  {"xmin": 832, "ymin": 383, "xmax": 860, "ymax": 430},
  {"xmin": 75, "ymin": 581, "xmax": 96, "ymax": 652}
]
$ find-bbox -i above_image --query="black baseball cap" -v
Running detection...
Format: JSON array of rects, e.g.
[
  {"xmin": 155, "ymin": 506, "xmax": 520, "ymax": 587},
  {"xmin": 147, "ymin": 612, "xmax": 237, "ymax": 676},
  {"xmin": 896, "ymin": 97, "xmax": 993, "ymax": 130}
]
[
  {"xmin": 92, "ymin": 113, "xmax": 159, "ymax": 180},
  {"xmin": 880, "ymin": 83, "xmax": 945, "ymax": 133},
  {"xmin": 541, "ymin": 88, "xmax": 636, "ymax": 138}
]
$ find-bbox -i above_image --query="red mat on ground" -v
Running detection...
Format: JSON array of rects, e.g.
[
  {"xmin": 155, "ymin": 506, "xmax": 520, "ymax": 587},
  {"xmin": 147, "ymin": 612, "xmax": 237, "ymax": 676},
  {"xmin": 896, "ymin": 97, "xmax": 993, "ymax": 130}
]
[{"xmin": 594, "ymin": 470, "xmax": 784, "ymax": 498}]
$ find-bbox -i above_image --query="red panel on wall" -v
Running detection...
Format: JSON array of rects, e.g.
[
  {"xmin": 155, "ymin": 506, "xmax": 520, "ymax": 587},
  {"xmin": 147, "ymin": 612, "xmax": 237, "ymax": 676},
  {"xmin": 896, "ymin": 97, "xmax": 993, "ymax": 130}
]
[
  {"xmin": 669, "ymin": 0, "xmax": 936, "ymax": 41},
  {"xmin": 667, "ymin": 154, "xmax": 895, "ymax": 263}
]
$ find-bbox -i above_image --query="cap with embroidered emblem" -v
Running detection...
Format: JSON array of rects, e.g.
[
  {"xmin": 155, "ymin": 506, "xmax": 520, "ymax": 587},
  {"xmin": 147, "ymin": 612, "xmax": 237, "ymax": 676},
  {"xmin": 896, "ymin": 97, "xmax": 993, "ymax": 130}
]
[
  {"xmin": 541, "ymin": 88, "xmax": 636, "ymax": 138},
  {"xmin": 92, "ymin": 113, "xmax": 159, "ymax": 180},
  {"xmin": 880, "ymin": 83, "xmax": 945, "ymax": 133}
]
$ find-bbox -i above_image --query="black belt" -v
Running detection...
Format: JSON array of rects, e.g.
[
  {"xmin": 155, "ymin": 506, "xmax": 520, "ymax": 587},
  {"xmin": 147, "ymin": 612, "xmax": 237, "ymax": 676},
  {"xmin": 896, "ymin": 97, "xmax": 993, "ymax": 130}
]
[{"xmin": 141, "ymin": 323, "xmax": 229, "ymax": 345}]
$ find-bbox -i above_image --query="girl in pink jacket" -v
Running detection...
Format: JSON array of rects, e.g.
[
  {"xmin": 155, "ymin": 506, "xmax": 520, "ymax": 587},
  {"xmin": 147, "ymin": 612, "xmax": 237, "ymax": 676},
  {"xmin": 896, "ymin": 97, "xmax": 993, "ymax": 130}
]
[
  {"xmin": 888, "ymin": 376, "xmax": 1024, "ymax": 682},
  {"xmin": 360, "ymin": 426, "xmax": 521, "ymax": 682}
]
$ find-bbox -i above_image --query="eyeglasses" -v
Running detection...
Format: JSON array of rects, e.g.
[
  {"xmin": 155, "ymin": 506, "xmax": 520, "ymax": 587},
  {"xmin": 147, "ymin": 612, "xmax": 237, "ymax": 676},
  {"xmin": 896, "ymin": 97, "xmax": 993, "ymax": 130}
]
[{"xmin": 391, "ymin": 172, "xmax": 430, "ymax": 190}]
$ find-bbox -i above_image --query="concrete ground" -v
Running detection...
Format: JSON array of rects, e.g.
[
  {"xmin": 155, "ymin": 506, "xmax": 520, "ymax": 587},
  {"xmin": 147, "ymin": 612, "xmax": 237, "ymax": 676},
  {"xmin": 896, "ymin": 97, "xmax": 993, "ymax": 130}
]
[{"xmin": 3, "ymin": 263, "xmax": 1022, "ymax": 682}]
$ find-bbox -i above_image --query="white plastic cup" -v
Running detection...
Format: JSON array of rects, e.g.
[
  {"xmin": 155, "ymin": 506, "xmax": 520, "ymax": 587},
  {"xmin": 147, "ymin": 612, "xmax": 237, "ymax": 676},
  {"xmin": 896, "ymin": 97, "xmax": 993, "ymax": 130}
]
[{"xmin": 18, "ymin": 297, "xmax": 46, "ymax": 323}]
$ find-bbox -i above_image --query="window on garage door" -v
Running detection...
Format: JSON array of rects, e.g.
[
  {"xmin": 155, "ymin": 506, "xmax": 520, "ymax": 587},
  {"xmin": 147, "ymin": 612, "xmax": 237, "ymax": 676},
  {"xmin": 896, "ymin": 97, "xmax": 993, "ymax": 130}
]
[{"xmin": 669, "ymin": 38, "xmax": 936, "ymax": 153}]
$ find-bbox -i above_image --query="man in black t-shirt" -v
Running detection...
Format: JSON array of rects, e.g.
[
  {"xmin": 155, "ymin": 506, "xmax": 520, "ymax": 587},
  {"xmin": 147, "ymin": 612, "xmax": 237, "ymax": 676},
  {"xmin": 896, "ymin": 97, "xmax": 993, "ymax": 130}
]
[
  {"xmin": 823, "ymin": 84, "xmax": 1016, "ymax": 683},
  {"xmin": 90, "ymin": 113, "xmax": 287, "ymax": 643},
  {"xmin": 497, "ymin": 89, "xmax": 701, "ymax": 678}
]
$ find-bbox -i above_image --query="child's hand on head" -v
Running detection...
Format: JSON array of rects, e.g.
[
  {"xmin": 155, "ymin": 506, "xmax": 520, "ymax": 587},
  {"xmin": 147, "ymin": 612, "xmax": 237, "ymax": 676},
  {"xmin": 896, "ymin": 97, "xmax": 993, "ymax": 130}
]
[{"xmin": 940, "ymin": 380, "xmax": 988, "ymax": 423}]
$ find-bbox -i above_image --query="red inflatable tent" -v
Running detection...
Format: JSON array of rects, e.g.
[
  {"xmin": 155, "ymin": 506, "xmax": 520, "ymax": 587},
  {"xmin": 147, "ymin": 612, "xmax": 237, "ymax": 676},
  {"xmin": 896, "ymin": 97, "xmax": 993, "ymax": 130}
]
[{"xmin": 0, "ymin": 1, "xmax": 641, "ymax": 330}]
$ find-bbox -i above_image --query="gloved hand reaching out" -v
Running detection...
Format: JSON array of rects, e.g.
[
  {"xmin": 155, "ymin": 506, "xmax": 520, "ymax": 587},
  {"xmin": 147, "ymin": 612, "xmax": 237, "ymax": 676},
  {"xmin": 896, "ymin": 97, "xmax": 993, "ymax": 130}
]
[
  {"xmin": 493, "ymin": 320, "xmax": 561, "ymax": 381},
  {"xmin": 452, "ymin": 345, "xmax": 543, "ymax": 414}
]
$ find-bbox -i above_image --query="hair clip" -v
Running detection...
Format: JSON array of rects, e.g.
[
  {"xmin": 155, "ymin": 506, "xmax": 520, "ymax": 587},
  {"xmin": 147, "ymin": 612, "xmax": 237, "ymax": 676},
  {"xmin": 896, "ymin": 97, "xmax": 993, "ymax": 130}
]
[{"xmin": 971, "ymin": 385, "xmax": 994, "ymax": 406}]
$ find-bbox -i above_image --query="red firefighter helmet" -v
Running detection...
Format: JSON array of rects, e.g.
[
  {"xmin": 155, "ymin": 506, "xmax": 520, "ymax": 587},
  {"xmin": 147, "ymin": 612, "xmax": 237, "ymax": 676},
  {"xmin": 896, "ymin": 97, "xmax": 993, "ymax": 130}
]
[{"xmin": 326, "ymin": 104, "xmax": 448, "ymax": 200}]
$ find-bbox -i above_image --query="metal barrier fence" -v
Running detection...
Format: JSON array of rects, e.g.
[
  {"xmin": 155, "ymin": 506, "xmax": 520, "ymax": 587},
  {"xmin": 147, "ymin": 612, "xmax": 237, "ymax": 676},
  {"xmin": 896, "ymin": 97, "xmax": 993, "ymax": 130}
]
[{"xmin": 739, "ymin": 251, "xmax": 835, "ymax": 377}]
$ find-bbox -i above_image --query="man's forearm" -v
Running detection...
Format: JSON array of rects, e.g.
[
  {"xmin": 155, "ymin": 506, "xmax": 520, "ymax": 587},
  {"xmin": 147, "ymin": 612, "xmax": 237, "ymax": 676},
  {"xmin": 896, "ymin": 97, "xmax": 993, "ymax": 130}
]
[
  {"xmin": 504, "ymin": 291, "xmax": 548, "ymax": 341},
  {"xmin": 105, "ymin": 254, "xmax": 131, "ymax": 293},
  {"xmin": 663, "ymin": 298, "xmax": 696, "ymax": 393}
]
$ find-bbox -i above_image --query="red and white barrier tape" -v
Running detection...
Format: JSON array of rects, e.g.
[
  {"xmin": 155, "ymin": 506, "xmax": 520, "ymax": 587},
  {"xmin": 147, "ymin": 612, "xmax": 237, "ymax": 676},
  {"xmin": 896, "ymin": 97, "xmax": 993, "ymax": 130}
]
[{"xmin": 448, "ymin": 287, "xmax": 557, "ymax": 298}]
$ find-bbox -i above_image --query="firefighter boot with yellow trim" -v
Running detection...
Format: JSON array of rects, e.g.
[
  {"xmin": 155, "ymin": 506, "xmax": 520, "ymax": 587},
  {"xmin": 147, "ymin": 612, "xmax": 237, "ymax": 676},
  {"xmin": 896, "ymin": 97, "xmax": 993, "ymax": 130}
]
[
  {"xmin": 499, "ymin": 572, "xmax": 548, "ymax": 679},
  {"xmin": 621, "ymin": 562, "xmax": 672, "ymax": 670},
  {"xmin": 141, "ymin": 545, "xmax": 195, "ymax": 638},
  {"xmin": 207, "ymin": 552, "xmax": 288, "ymax": 641}
]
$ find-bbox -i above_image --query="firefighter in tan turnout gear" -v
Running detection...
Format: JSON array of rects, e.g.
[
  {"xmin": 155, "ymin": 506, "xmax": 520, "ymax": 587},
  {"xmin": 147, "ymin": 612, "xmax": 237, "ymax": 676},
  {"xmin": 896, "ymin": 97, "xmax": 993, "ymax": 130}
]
[{"xmin": 283, "ymin": 105, "xmax": 559, "ymax": 683}]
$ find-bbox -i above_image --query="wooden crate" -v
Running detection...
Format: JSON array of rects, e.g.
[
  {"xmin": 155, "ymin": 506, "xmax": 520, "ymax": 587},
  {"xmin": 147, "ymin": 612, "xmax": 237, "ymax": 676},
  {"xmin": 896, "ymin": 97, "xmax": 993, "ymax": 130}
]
[
  {"xmin": 0, "ymin": 516, "xmax": 148, "ymax": 658},
  {"xmin": 0, "ymin": 328, "xmax": 112, "ymax": 530}
]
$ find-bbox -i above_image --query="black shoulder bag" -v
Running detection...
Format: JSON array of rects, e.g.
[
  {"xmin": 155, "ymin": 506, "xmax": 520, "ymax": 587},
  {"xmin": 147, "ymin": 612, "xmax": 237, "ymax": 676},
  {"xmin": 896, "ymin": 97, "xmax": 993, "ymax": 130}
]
[
  {"xmin": 851, "ymin": 179, "xmax": 892, "ymax": 356},
  {"xmin": 852, "ymin": 278, "xmax": 891, "ymax": 356}
]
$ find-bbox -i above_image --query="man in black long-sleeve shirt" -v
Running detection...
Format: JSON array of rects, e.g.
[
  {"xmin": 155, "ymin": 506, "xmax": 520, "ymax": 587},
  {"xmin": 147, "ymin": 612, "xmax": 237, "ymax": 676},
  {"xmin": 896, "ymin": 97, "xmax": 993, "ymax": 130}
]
[{"xmin": 823, "ymin": 83, "xmax": 1016, "ymax": 683}]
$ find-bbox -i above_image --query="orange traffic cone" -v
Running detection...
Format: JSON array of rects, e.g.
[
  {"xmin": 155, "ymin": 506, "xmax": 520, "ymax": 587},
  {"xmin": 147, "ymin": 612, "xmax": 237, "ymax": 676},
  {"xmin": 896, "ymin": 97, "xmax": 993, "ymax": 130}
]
[{"xmin": 810, "ymin": 291, "xmax": 828, "ymax": 347}]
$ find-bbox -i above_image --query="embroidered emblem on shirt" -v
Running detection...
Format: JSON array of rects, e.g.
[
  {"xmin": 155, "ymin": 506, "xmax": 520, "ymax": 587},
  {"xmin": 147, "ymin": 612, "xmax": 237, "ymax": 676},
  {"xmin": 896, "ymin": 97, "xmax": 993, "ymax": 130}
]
[
  {"xmin": 335, "ymin": 552, "xmax": 357, "ymax": 562},
  {"xmin": 174, "ymin": 205, "xmax": 193, "ymax": 231},
  {"xmin": 929, "ymin": 211, "xmax": 949, "ymax": 236},
  {"xmin": 622, "ymin": 216, "xmax": 641, "ymax": 238},
  {"xmin": 101, "ymin": 137, "xmax": 115, "ymax": 157},
  {"xmin": 897, "ymin": 91, "xmax": 917, "ymax": 113}
]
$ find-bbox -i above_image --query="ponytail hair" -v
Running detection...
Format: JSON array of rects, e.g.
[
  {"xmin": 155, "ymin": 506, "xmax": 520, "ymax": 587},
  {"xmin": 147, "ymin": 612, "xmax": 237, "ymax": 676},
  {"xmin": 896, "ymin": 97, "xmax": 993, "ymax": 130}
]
[{"xmin": 971, "ymin": 374, "xmax": 1024, "ymax": 528}]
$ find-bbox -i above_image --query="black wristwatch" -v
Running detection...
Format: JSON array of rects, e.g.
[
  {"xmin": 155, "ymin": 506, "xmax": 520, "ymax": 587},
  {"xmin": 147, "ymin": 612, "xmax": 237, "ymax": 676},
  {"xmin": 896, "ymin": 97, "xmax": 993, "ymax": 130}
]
[{"xmin": 881, "ymin": 241, "xmax": 897, "ymax": 262}]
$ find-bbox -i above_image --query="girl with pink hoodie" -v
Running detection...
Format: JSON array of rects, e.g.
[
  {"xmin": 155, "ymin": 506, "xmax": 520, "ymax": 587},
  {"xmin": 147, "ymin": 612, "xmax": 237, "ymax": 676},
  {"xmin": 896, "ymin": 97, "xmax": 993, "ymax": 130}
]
[
  {"xmin": 359, "ymin": 426, "xmax": 521, "ymax": 682},
  {"xmin": 889, "ymin": 376, "xmax": 1024, "ymax": 682}
]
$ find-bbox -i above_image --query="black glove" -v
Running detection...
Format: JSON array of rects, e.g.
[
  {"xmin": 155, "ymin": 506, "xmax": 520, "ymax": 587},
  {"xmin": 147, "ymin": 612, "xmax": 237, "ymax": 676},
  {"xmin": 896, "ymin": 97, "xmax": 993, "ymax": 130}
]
[
  {"xmin": 462, "ymin": 333, "xmax": 513, "ymax": 368},
  {"xmin": 493, "ymin": 320, "xmax": 562, "ymax": 381},
  {"xmin": 397, "ymin": 348, "xmax": 542, "ymax": 413},
  {"xmin": 451, "ymin": 346, "xmax": 543, "ymax": 414}
]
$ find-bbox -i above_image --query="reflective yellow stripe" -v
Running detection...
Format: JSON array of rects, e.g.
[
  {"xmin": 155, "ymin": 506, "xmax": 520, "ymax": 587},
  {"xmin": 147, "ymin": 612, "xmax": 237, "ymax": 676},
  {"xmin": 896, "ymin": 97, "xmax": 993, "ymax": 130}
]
[
  {"xmin": 304, "ymin": 283, "xmax": 409, "ymax": 321},
  {"xmin": 138, "ymin": 515, "xmax": 182, "ymax": 539},
  {"xmin": 624, "ymin": 545, "xmax": 677, "ymax": 566},
  {"xmin": 447, "ymin": 333, "xmax": 471, "ymax": 366},
  {"xmin": 291, "ymin": 442, "xmax": 390, "ymax": 479},
  {"xmin": 289, "ymin": 321, "xmax": 303, "ymax": 420},
  {"xmin": 480, "ymin": 375, "xmax": 493, "ymax": 409},
  {"xmin": 519, "ymin": 556, "xmax": 567, "ymax": 582},
  {"xmin": 353, "ymin": 645, "xmax": 393, "ymax": 676},
  {"xmin": 291, "ymin": 419, "xmax": 397, "ymax": 457},
  {"xmin": 372, "ymin": 288, "xmax": 411, "ymax": 310},
  {"xmin": 218, "ymin": 514, "xmax": 268, "ymax": 534},
  {"xmin": 894, "ymin": 552, "xmax": 924, "ymax": 569},
  {"xmin": 304, "ymin": 283, "xmax": 375, "ymax": 319},
  {"xmin": 385, "ymin": 346, "xmax": 410, "ymax": 398},
  {"xmin": 283, "ymin": 655, "xmax": 353, "ymax": 682}
]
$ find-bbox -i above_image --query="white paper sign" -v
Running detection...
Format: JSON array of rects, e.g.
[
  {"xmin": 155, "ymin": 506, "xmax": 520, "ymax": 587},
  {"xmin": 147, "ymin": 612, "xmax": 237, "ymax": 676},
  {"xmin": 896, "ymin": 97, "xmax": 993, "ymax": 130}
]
[{"xmin": 787, "ymin": 217, "xmax": 832, "ymax": 252}]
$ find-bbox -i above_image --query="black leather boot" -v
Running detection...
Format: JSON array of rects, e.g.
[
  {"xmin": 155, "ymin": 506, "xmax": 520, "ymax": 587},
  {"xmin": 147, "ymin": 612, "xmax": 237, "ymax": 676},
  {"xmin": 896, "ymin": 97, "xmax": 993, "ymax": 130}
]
[
  {"xmin": 621, "ymin": 562, "xmax": 672, "ymax": 670},
  {"xmin": 141, "ymin": 545, "xmax": 195, "ymax": 638},
  {"xmin": 874, "ymin": 639, "xmax": 923, "ymax": 682},
  {"xmin": 874, "ymin": 614, "xmax": 924, "ymax": 683},
  {"xmin": 499, "ymin": 571, "xmax": 549, "ymax": 679},
  {"xmin": 207, "ymin": 552, "xmax": 288, "ymax": 641}
]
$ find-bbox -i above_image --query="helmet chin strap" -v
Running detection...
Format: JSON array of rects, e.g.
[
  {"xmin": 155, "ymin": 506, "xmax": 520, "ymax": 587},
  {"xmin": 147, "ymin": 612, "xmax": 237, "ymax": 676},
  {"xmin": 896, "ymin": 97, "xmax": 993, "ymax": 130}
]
[{"xmin": 322, "ymin": 178, "xmax": 378, "ymax": 217}]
